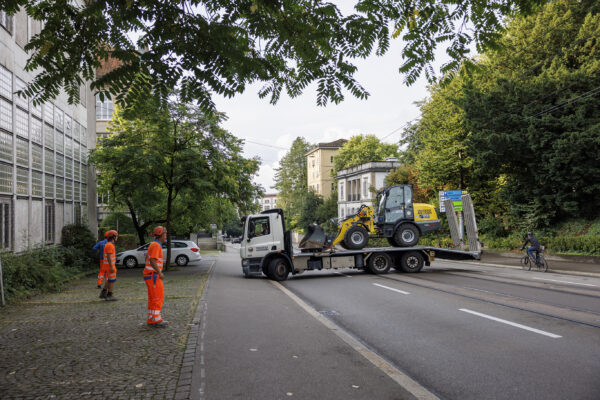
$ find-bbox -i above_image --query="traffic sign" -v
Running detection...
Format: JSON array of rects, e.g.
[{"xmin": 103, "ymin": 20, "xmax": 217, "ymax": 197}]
[{"xmin": 439, "ymin": 190, "xmax": 463, "ymax": 212}]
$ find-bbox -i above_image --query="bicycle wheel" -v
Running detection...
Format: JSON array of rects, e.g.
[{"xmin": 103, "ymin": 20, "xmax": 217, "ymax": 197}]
[
  {"xmin": 521, "ymin": 255, "xmax": 531, "ymax": 271},
  {"xmin": 538, "ymin": 255, "xmax": 548, "ymax": 272}
]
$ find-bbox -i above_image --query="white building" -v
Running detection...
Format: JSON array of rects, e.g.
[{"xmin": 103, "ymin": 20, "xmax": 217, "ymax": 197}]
[
  {"xmin": 336, "ymin": 159, "xmax": 400, "ymax": 218},
  {"xmin": 259, "ymin": 193, "xmax": 278, "ymax": 211},
  {"xmin": 0, "ymin": 8, "xmax": 97, "ymax": 251}
]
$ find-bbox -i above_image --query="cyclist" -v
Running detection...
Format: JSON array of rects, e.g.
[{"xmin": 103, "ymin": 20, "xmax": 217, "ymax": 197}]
[{"xmin": 521, "ymin": 232, "xmax": 542, "ymax": 266}]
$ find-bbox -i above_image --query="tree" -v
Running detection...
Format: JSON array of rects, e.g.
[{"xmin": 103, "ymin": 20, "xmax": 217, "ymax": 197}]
[
  {"xmin": 3, "ymin": 0, "xmax": 548, "ymax": 109},
  {"xmin": 332, "ymin": 134, "xmax": 398, "ymax": 176},
  {"xmin": 274, "ymin": 137, "xmax": 311, "ymax": 230},
  {"xmin": 90, "ymin": 95, "xmax": 261, "ymax": 266},
  {"xmin": 99, "ymin": 212, "xmax": 136, "ymax": 235},
  {"xmin": 461, "ymin": 0, "xmax": 600, "ymax": 226},
  {"xmin": 298, "ymin": 191, "xmax": 324, "ymax": 231}
]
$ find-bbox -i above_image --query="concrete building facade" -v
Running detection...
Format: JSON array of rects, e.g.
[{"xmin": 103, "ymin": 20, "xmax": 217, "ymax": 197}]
[
  {"xmin": 306, "ymin": 139, "xmax": 346, "ymax": 199},
  {"xmin": 0, "ymin": 8, "xmax": 97, "ymax": 251},
  {"xmin": 259, "ymin": 193, "xmax": 278, "ymax": 211},
  {"xmin": 336, "ymin": 160, "xmax": 400, "ymax": 219}
]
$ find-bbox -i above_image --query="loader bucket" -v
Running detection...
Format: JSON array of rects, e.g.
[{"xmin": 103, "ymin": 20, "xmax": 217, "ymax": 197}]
[{"xmin": 299, "ymin": 224, "xmax": 327, "ymax": 250}]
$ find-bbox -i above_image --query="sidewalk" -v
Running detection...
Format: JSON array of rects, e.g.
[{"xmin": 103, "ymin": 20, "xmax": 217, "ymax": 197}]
[
  {"xmin": 477, "ymin": 250, "xmax": 600, "ymax": 275},
  {"xmin": 0, "ymin": 259, "xmax": 213, "ymax": 399}
]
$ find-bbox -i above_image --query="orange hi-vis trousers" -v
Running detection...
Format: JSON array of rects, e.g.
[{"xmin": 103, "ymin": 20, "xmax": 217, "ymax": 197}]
[
  {"xmin": 144, "ymin": 273, "xmax": 164, "ymax": 324},
  {"xmin": 97, "ymin": 261, "xmax": 109, "ymax": 286}
]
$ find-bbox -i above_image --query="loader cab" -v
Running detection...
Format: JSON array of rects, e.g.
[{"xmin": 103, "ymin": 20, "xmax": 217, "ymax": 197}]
[{"xmin": 376, "ymin": 185, "xmax": 414, "ymax": 226}]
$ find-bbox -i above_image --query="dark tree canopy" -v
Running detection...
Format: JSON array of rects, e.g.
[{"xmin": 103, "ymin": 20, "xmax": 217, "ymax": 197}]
[{"xmin": 0, "ymin": 0, "xmax": 547, "ymax": 109}]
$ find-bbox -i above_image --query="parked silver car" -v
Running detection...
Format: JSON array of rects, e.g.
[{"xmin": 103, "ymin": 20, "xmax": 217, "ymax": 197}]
[{"xmin": 116, "ymin": 240, "xmax": 202, "ymax": 268}]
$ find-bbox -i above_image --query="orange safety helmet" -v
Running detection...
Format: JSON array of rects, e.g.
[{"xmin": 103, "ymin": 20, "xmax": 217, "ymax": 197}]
[
  {"xmin": 152, "ymin": 226, "xmax": 166, "ymax": 237},
  {"xmin": 105, "ymin": 230, "xmax": 118, "ymax": 239}
]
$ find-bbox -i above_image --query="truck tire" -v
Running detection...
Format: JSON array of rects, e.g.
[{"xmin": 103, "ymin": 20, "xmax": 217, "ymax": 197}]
[
  {"xmin": 400, "ymin": 251, "xmax": 424, "ymax": 273},
  {"xmin": 344, "ymin": 225, "xmax": 369, "ymax": 250},
  {"xmin": 394, "ymin": 224, "xmax": 419, "ymax": 247},
  {"xmin": 268, "ymin": 258, "xmax": 290, "ymax": 281},
  {"xmin": 367, "ymin": 253, "xmax": 392, "ymax": 274}
]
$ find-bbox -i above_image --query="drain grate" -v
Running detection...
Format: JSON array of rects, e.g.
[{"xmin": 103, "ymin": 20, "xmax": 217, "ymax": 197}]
[{"xmin": 319, "ymin": 310, "xmax": 340, "ymax": 316}]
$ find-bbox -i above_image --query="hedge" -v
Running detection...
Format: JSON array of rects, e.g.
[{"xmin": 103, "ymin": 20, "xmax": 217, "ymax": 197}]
[{"xmin": 1, "ymin": 224, "xmax": 97, "ymax": 302}]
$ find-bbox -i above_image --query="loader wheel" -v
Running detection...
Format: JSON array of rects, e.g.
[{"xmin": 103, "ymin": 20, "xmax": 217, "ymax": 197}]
[
  {"xmin": 344, "ymin": 226, "xmax": 369, "ymax": 250},
  {"xmin": 367, "ymin": 253, "xmax": 392, "ymax": 274},
  {"xmin": 394, "ymin": 224, "xmax": 419, "ymax": 247},
  {"xmin": 339, "ymin": 241, "xmax": 350, "ymax": 250},
  {"xmin": 268, "ymin": 258, "xmax": 290, "ymax": 281},
  {"xmin": 400, "ymin": 251, "xmax": 424, "ymax": 273}
]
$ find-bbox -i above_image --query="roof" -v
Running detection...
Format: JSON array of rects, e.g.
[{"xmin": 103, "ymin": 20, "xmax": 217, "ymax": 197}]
[{"xmin": 305, "ymin": 139, "xmax": 348, "ymax": 156}]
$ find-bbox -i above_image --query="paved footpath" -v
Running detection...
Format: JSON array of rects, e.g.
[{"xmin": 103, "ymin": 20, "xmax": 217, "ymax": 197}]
[{"xmin": 0, "ymin": 257, "xmax": 214, "ymax": 400}]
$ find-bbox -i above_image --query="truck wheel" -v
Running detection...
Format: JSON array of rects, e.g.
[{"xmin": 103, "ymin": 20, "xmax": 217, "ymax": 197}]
[
  {"xmin": 367, "ymin": 253, "xmax": 392, "ymax": 274},
  {"xmin": 268, "ymin": 258, "xmax": 290, "ymax": 281},
  {"xmin": 400, "ymin": 251, "xmax": 424, "ymax": 273},
  {"xmin": 344, "ymin": 226, "xmax": 369, "ymax": 250},
  {"xmin": 394, "ymin": 224, "xmax": 419, "ymax": 247}
]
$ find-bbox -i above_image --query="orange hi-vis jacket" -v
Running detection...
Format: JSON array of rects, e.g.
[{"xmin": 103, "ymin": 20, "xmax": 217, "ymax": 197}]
[
  {"xmin": 103, "ymin": 241, "xmax": 117, "ymax": 281},
  {"xmin": 144, "ymin": 240, "xmax": 163, "ymax": 277},
  {"xmin": 144, "ymin": 240, "xmax": 164, "ymax": 324}
]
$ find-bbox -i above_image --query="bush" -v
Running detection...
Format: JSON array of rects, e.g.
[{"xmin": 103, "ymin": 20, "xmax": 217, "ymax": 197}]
[
  {"xmin": 478, "ymin": 216, "xmax": 508, "ymax": 238},
  {"xmin": 61, "ymin": 224, "xmax": 96, "ymax": 254},
  {"xmin": 1, "ymin": 246, "xmax": 95, "ymax": 301},
  {"xmin": 545, "ymin": 235, "xmax": 600, "ymax": 255}
]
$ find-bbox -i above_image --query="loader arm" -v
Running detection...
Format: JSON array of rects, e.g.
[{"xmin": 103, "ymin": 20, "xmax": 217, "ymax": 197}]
[{"xmin": 333, "ymin": 205, "xmax": 376, "ymax": 246}]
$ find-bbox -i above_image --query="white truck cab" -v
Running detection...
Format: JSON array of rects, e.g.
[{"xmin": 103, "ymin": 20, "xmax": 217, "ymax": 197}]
[{"xmin": 240, "ymin": 209, "xmax": 292, "ymax": 277}]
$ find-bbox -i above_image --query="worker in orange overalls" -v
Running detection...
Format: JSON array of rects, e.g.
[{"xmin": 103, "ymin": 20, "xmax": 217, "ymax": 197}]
[
  {"xmin": 93, "ymin": 231, "xmax": 110, "ymax": 288},
  {"xmin": 99, "ymin": 230, "xmax": 118, "ymax": 301},
  {"xmin": 144, "ymin": 226, "xmax": 168, "ymax": 327}
]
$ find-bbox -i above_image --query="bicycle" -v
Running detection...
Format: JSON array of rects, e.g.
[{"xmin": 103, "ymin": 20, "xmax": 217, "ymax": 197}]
[{"xmin": 520, "ymin": 246, "xmax": 548, "ymax": 272}]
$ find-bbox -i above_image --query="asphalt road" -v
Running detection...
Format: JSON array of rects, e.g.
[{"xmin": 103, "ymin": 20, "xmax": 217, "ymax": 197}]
[{"xmin": 193, "ymin": 246, "xmax": 600, "ymax": 400}]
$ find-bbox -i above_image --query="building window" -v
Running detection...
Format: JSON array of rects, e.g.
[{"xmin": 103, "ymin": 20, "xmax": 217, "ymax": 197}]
[
  {"xmin": 331, "ymin": 182, "xmax": 335, "ymax": 191},
  {"xmin": 96, "ymin": 93, "xmax": 114, "ymax": 120},
  {"xmin": 45, "ymin": 174, "xmax": 54, "ymax": 198},
  {"xmin": 74, "ymin": 203, "xmax": 81, "ymax": 224},
  {"xmin": 31, "ymin": 117, "xmax": 42, "ymax": 144},
  {"xmin": 16, "ymin": 167, "xmax": 28, "ymax": 195},
  {"xmin": 0, "ymin": 10, "xmax": 13, "ymax": 35},
  {"xmin": 331, "ymin": 156, "xmax": 334, "ymax": 163},
  {"xmin": 0, "ymin": 198, "xmax": 11, "ymax": 250},
  {"xmin": 32, "ymin": 144, "xmax": 43, "ymax": 170},
  {"xmin": 363, "ymin": 177, "xmax": 369, "ymax": 198},
  {"xmin": 45, "ymin": 201, "xmax": 55, "ymax": 243},
  {"xmin": 0, "ymin": 98, "xmax": 12, "ymax": 132},
  {"xmin": 81, "ymin": 184, "xmax": 87, "ymax": 202},
  {"xmin": 0, "ymin": 131, "xmax": 13, "ymax": 163},
  {"xmin": 16, "ymin": 137, "xmax": 28, "ymax": 166},
  {"xmin": 0, "ymin": 163, "xmax": 12, "ymax": 193},
  {"xmin": 0, "ymin": 65, "xmax": 11, "ymax": 99},
  {"xmin": 15, "ymin": 108, "xmax": 28, "ymax": 138},
  {"xmin": 32, "ymin": 170, "xmax": 42, "ymax": 197},
  {"xmin": 56, "ymin": 177, "xmax": 64, "ymax": 199},
  {"xmin": 44, "ymin": 124, "xmax": 54, "ymax": 149},
  {"xmin": 15, "ymin": 78, "xmax": 28, "ymax": 110},
  {"xmin": 340, "ymin": 182, "xmax": 344, "ymax": 200},
  {"xmin": 44, "ymin": 103, "xmax": 54, "ymax": 126}
]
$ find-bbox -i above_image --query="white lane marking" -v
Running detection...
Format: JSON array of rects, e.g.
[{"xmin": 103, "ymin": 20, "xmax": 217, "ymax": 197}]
[
  {"xmin": 272, "ymin": 281, "xmax": 438, "ymax": 400},
  {"xmin": 532, "ymin": 277, "xmax": 598, "ymax": 287},
  {"xmin": 334, "ymin": 271, "xmax": 352, "ymax": 278},
  {"xmin": 459, "ymin": 308, "xmax": 562, "ymax": 338},
  {"xmin": 373, "ymin": 283, "xmax": 410, "ymax": 295}
]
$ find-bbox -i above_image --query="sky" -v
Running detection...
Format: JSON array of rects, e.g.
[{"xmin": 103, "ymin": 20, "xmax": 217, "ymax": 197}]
[{"xmin": 213, "ymin": 4, "xmax": 452, "ymax": 193}]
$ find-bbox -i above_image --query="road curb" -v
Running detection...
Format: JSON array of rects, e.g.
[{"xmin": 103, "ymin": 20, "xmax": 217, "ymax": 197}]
[
  {"xmin": 438, "ymin": 259, "xmax": 600, "ymax": 278},
  {"xmin": 175, "ymin": 261, "xmax": 215, "ymax": 400}
]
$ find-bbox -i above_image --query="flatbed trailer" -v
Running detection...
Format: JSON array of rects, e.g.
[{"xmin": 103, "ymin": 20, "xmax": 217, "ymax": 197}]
[{"xmin": 240, "ymin": 209, "xmax": 481, "ymax": 281}]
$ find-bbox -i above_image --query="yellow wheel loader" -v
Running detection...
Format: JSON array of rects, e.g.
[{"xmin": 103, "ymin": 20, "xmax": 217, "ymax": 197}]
[{"xmin": 331, "ymin": 184, "xmax": 441, "ymax": 250}]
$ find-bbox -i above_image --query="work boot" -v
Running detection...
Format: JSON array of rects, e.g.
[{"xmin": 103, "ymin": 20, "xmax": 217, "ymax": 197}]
[
  {"xmin": 149, "ymin": 321, "xmax": 168, "ymax": 328},
  {"xmin": 99, "ymin": 289, "xmax": 107, "ymax": 299},
  {"xmin": 97, "ymin": 284, "xmax": 102, "ymax": 289},
  {"xmin": 105, "ymin": 293, "xmax": 117, "ymax": 301}
]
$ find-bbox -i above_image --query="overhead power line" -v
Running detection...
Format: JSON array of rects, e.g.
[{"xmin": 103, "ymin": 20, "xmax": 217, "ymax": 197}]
[
  {"xmin": 244, "ymin": 139, "xmax": 288, "ymax": 150},
  {"xmin": 532, "ymin": 86, "xmax": 600, "ymax": 117}
]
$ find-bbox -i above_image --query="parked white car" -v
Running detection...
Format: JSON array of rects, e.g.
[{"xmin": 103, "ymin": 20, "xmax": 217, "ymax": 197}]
[{"xmin": 116, "ymin": 240, "xmax": 202, "ymax": 268}]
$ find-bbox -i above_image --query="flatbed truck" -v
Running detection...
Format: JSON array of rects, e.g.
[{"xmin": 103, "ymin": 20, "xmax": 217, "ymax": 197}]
[{"xmin": 240, "ymin": 209, "xmax": 481, "ymax": 281}]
